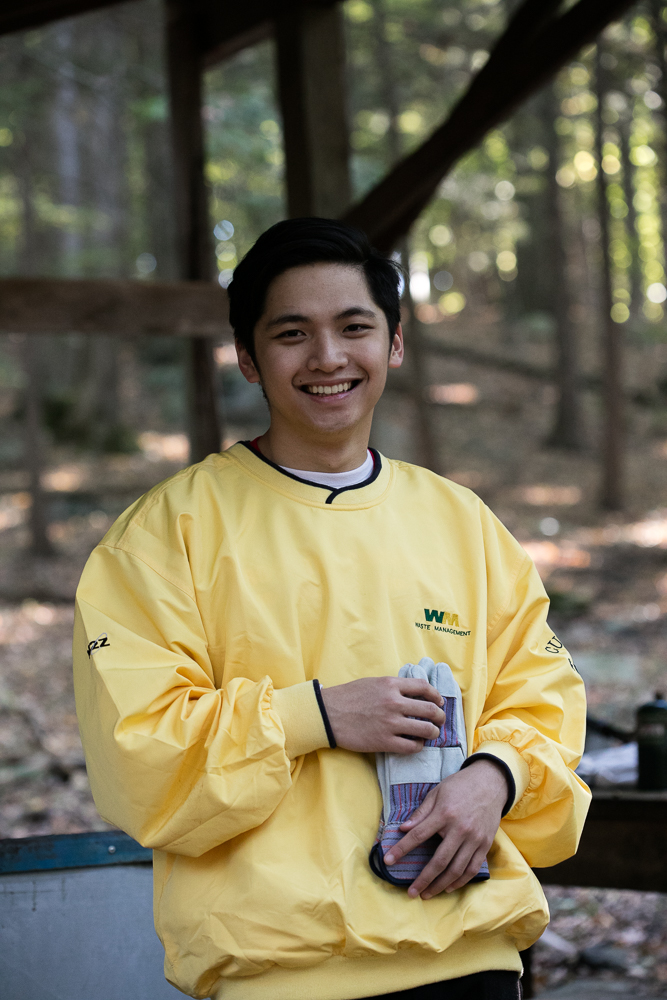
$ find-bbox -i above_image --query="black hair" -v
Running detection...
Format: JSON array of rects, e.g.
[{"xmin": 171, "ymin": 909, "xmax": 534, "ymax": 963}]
[{"xmin": 227, "ymin": 217, "xmax": 402, "ymax": 363}]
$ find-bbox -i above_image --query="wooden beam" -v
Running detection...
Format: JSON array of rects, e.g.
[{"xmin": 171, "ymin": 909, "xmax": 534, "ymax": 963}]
[
  {"xmin": 276, "ymin": 1, "xmax": 351, "ymax": 218},
  {"xmin": 203, "ymin": 19, "xmax": 273, "ymax": 67},
  {"xmin": 201, "ymin": 0, "xmax": 347, "ymax": 68},
  {"xmin": 0, "ymin": 278, "xmax": 231, "ymax": 337},
  {"xmin": 0, "ymin": 0, "xmax": 129, "ymax": 37},
  {"xmin": 0, "ymin": 0, "xmax": 345, "ymax": 65},
  {"xmin": 165, "ymin": 0, "xmax": 223, "ymax": 463},
  {"xmin": 535, "ymin": 792, "xmax": 667, "ymax": 892},
  {"xmin": 343, "ymin": 0, "xmax": 638, "ymax": 251},
  {"xmin": 201, "ymin": 0, "xmax": 277, "ymax": 66}
]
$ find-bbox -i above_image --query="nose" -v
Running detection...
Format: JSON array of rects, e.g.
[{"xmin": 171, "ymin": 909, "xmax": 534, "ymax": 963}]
[{"xmin": 307, "ymin": 330, "xmax": 348, "ymax": 372}]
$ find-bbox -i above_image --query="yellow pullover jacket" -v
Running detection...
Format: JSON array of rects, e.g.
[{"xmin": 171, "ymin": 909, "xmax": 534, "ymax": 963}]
[{"xmin": 73, "ymin": 443, "xmax": 590, "ymax": 1000}]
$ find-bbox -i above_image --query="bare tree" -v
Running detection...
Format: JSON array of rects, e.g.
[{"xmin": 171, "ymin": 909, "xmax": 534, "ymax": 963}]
[
  {"xmin": 543, "ymin": 84, "xmax": 586, "ymax": 450},
  {"xmin": 15, "ymin": 59, "xmax": 54, "ymax": 555},
  {"xmin": 616, "ymin": 109, "xmax": 642, "ymax": 314},
  {"xmin": 371, "ymin": 0, "xmax": 440, "ymax": 473},
  {"xmin": 595, "ymin": 46, "xmax": 624, "ymax": 510}
]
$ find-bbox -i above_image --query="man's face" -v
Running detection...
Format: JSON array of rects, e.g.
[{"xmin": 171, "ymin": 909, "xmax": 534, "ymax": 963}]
[{"xmin": 236, "ymin": 263, "xmax": 403, "ymax": 442}]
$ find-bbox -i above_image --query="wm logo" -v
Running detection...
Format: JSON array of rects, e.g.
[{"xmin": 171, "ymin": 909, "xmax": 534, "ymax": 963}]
[{"xmin": 424, "ymin": 609, "xmax": 459, "ymax": 627}]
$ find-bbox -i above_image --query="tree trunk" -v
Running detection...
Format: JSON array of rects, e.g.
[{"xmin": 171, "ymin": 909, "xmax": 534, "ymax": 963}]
[
  {"xmin": 22, "ymin": 336, "xmax": 54, "ymax": 557},
  {"xmin": 400, "ymin": 240, "xmax": 441, "ymax": 474},
  {"xmin": 648, "ymin": 0, "xmax": 667, "ymax": 253},
  {"xmin": 15, "ymin": 91, "xmax": 53, "ymax": 555},
  {"xmin": 595, "ymin": 47, "xmax": 624, "ymax": 510},
  {"xmin": 543, "ymin": 84, "xmax": 585, "ymax": 450},
  {"xmin": 618, "ymin": 118, "xmax": 642, "ymax": 315},
  {"xmin": 372, "ymin": 1, "xmax": 440, "ymax": 472},
  {"xmin": 372, "ymin": 0, "xmax": 403, "ymax": 166},
  {"xmin": 52, "ymin": 21, "xmax": 82, "ymax": 274},
  {"xmin": 138, "ymin": 9, "xmax": 178, "ymax": 281},
  {"xmin": 68, "ymin": 14, "xmax": 128, "ymax": 448}
]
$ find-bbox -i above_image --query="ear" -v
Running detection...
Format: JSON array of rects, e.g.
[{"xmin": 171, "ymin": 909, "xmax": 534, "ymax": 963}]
[
  {"xmin": 388, "ymin": 323, "xmax": 404, "ymax": 369},
  {"xmin": 236, "ymin": 340, "xmax": 261, "ymax": 384}
]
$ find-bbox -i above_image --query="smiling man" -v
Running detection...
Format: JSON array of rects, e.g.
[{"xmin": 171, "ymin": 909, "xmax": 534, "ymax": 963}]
[{"xmin": 74, "ymin": 218, "xmax": 590, "ymax": 1000}]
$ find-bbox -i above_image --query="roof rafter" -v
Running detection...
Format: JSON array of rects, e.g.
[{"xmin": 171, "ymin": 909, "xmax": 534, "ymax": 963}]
[
  {"xmin": 0, "ymin": 0, "xmax": 343, "ymax": 68},
  {"xmin": 343, "ymin": 0, "xmax": 638, "ymax": 251},
  {"xmin": 0, "ymin": 0, "xmax": 127, "ymax": 37},
  {"xmin": 201, "ymin": 0, "xmax": 344, "ymax": 66}
]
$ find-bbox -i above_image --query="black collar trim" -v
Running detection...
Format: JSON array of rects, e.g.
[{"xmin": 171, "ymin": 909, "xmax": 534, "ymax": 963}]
[{"xmin": 240, "ymin": 441, "xmax": 382, "ymax": 503}]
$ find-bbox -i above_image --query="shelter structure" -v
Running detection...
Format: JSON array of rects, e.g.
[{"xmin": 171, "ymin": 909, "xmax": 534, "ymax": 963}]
[
  {"xmin": 0, "ymin": 0, "xmax": 640, "ymax": 508},
  {"xmin": 0, "ymin": 4, "xmax": 661, "ymax": 997}
]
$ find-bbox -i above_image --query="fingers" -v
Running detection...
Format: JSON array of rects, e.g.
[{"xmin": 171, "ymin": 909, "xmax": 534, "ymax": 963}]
[
  {"xmin": 420, "ymin": 846, "xmax": 487, "ymax": 898},
  {"xmin": 408, "ymin": 838, "xmax": 466, "ymax": 898},
  {"xmin": 399, "ymin": 697, "xmax": 445, "ymax": 729},
  {"xmin": 398, "ymin": 677, "xmax": 445, "ymax": 709},
  {"xmin": 406, "ymin": 829, "xmax": 479, "ymax": 898},
  {"xmin": 442, "ymin": 848, "xmax": 488, "ymax": 893},
  {"xmin": 399, "ymin": 789, "xmax": 438, "ymax": 830},
  {"xmin": 385, "ymin": 735, "xmax": 425, "ymax": 754},
  {"xmin": 384, "ymin": 799, "xmax": 442, "ymax": 865},
  {"xmin": 397, "ymin": 716, "xmax": 441, "ymax": 741}
]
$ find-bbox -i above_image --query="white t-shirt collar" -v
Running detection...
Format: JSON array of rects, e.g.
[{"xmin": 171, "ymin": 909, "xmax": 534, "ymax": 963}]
[{"xmin": 281, "ymin": 450, "xmax": 374, "ymax": 489}]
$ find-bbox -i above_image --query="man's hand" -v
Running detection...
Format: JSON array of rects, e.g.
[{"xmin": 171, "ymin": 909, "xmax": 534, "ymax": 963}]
[
  {"xmin": 320, "ymin": 677, "xmax": 445, "ymax": 753},
  {"xmin": 384, "ymin": 759, "xmax": 508, "ymax": 898}
]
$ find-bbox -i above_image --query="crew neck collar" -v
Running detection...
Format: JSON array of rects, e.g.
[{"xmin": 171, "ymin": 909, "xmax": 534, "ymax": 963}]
[
  {"xmin": 223, "ymin": 441, "xmax": 393, "ymax": 508},
  {"xmin": 281, "ymin": 449, "xmax": 374, "ymax": 489}
]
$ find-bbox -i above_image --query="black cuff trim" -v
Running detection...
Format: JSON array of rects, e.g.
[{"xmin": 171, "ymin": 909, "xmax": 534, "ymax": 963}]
[
  {"xmin": 313, "ymin": 680, "xmax": 337, "ymax": 749},
  {"xmin": 460, "ymin": 753, "xmax": 516, "ymax": 816}
]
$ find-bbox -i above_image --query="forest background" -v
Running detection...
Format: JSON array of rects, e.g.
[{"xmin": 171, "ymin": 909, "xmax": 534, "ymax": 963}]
[
  {"xmin": 2, "ymin": 0, "xmax": 667, "ymax": 471},
  {"xmin": 4, "ymin": 2, "xmax": 667, "ymax": 994}
]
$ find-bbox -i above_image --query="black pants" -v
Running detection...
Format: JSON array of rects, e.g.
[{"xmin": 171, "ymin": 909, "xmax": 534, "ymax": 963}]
[{"xmin": 364, "ymin": 970, "xmax": 521, "ymax": 1000}]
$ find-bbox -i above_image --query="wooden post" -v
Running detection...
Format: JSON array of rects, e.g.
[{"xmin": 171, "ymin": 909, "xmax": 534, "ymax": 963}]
[
  {"xmin": 165, "ymin": 0, "xmax": 223, "ymax": 462},
  {"xmin": 275, "ymin": 1, "xmax": 351, "ymax": 218},
  {"xmin": 595, "ymin": 46, "xmax": 624, "ymax": 510}
]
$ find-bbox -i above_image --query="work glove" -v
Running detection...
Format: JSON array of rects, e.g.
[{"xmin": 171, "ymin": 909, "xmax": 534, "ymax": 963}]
[{"xmin": 369, "ymin": 657, "xmax": 490, "ymax": 886}]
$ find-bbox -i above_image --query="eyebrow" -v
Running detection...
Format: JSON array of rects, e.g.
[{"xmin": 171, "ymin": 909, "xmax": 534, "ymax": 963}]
[{"xmin": 266, "ymin": 306, "xmax": 377, "ymax": 328}]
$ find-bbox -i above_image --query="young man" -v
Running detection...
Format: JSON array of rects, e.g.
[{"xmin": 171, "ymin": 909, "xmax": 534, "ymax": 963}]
[{"xmin": 74, "ymin": 218, "xmax": 590, "ymax": 1000}]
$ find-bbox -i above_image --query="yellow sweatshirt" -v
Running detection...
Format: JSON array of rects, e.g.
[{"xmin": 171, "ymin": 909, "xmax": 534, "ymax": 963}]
[{"xmin": 73, "ymin": 443, "xmax": 590, "ymax": 1000}]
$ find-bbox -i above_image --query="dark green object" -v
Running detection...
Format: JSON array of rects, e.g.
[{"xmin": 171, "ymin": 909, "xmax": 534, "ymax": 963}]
[{"xmin": 637, "ymin": 693, "xmax": 667, "ymax": 790}]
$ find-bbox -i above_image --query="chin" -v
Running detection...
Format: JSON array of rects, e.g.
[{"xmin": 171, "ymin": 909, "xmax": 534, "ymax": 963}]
[{"xmin": 299, "ymin": 411, "xmax": 365, "ymax": 437}]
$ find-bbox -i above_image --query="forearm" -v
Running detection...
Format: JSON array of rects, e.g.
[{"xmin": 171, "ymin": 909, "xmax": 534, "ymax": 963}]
[{"xmin": 75, "ymin": 601, "xmax": 295, "ymax": 856}]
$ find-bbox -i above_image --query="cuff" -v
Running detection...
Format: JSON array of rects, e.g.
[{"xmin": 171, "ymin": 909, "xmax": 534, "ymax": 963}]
[
  {"xmin": 271, "ymin": 681, "xmax": 331, "ymax": 760},
  {"xmin": 464, "ymin": 740, "xmax": 531, "ymax": 815}
]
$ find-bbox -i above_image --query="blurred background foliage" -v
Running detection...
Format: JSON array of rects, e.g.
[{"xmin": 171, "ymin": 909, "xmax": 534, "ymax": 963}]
[{"xmin": 0, "ymin": 0, "xmax": 667, "ymax": 458}]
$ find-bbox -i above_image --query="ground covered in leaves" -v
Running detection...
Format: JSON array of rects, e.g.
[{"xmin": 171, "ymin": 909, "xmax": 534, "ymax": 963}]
[{"xmin": 3, "ymin": 341, "xmax": 667, "ymax": 995}]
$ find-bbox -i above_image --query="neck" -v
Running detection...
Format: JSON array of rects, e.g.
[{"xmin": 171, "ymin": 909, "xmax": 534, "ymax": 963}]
[{"xmin": 256, "ymin": 421, "xmax": 372, "ymax": 473}]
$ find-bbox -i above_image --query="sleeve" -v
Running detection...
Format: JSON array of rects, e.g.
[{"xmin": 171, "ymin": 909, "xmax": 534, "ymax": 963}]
[
  {"xmin": 467, "ymin": 512, "xmax": 591, "ymax": 869},
  {"xmin": 73, "ymin": 541, "xmax": 329, "ymax": 859}
]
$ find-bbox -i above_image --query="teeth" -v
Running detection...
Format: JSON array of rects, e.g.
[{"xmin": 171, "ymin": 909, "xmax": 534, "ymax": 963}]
[{"xmin": 306, "ymin": 382, "xmax": 353, "ymax": 395}]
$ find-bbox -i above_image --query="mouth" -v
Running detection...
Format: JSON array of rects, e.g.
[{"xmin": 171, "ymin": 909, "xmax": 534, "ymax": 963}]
[{"xmin": 300, "ymin": 379, "xmax": 361, "ymax": 397}]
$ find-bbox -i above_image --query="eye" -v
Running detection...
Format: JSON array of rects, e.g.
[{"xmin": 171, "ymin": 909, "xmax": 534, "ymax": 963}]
[
  {"xmin": 276, "ymin": 328, "xmax": 305, "ymax": 339},
  {"xmin": 344, "ymin": 322, "xmax": 373, "ymax": 334}
]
